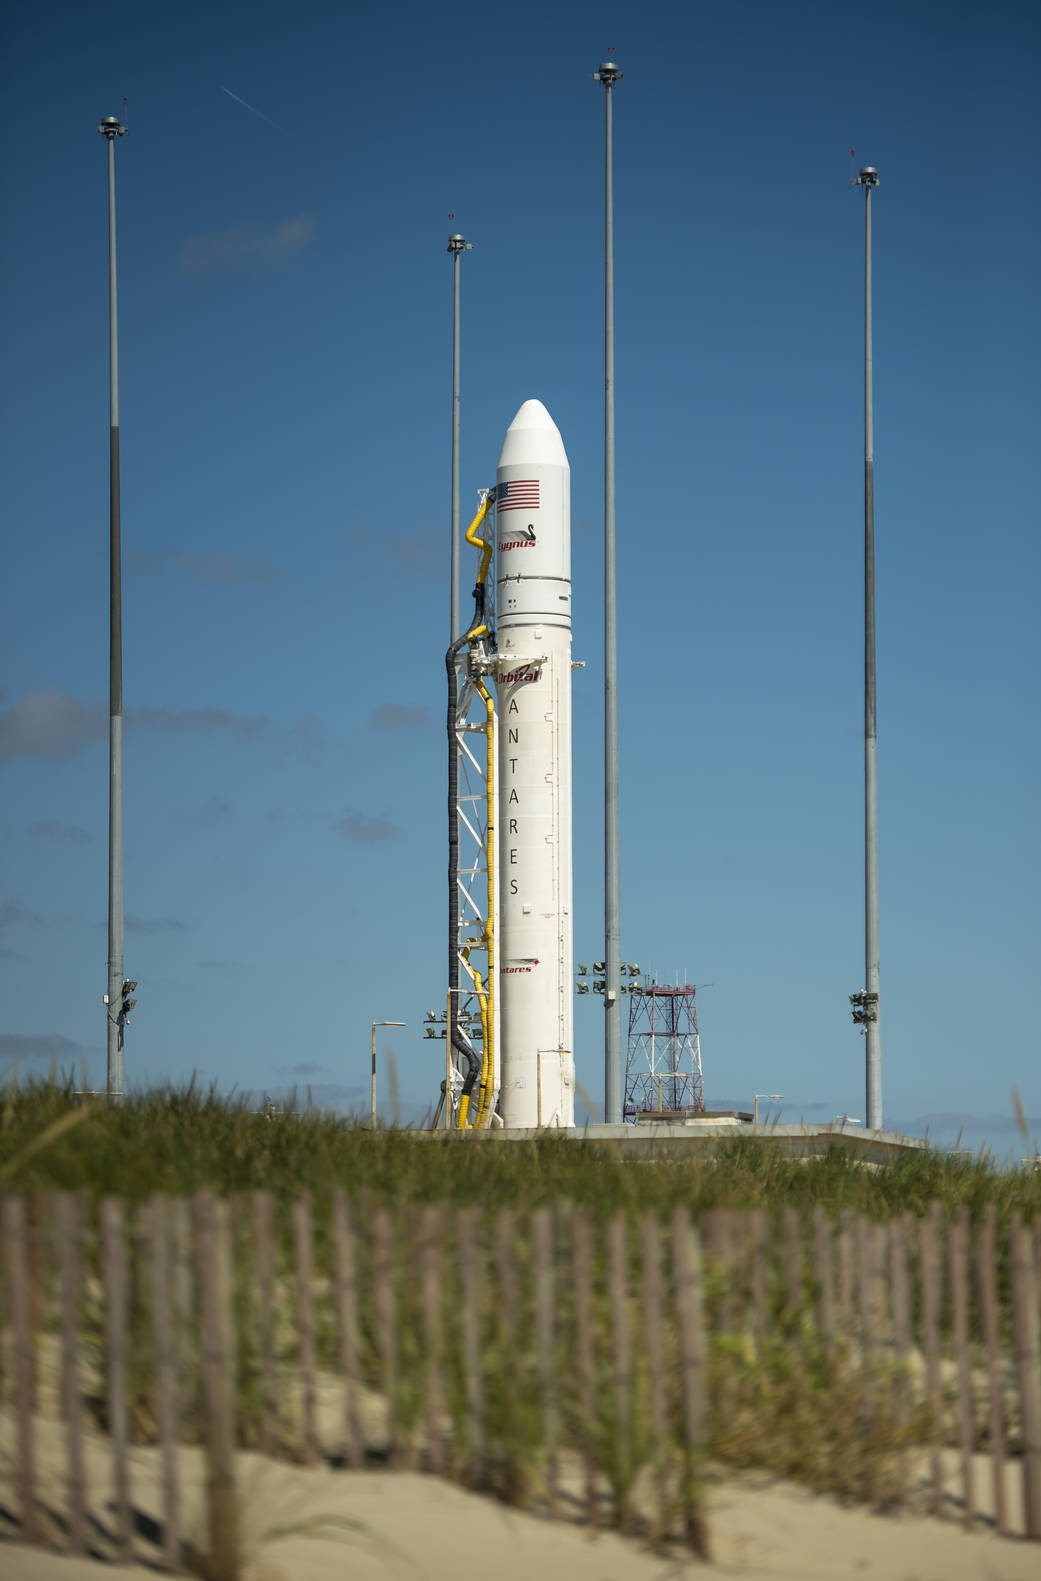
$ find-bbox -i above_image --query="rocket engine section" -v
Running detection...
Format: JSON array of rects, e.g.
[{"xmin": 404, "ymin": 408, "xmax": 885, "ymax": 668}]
[{"xmin": 495, "ymin": 400, "xmax": 575, "ymax": 1128}]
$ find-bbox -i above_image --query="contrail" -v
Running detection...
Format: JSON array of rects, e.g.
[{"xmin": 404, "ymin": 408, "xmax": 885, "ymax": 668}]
[{"xmin": 220, "ymin": 86, "xmax": 279, "ymax": 129}]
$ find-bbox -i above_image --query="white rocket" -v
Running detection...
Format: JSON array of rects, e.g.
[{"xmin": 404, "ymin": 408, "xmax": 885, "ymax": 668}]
[{"xmin": 495, "ymin": 400, "xmax": 575, "ymax": 1128}]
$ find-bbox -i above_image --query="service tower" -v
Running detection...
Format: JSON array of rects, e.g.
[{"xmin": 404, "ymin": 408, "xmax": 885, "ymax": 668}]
[{"xmin": 495, "ymin": 400, "xmax": 575, "ymax": 1127}]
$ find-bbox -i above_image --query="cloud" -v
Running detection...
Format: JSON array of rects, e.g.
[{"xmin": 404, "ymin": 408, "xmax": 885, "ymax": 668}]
[
  {"xmin": 126, "ymin": 914, "xmax": 191, "ymax": 935},
  {"xmin": 1, "ymin": 898, "xmax": 42, "ymax": 930},
  {"xmin": 128, "ymin": 705, "xmax": 270, "ymax": 742},
  {"xmin": 336, "ymin": 813, "xmax": 400, "ymax": 844},
  {"xmin": 370, "ymin": 703, "xmax": 431, "ymax": 730},
  {"xmin": 911, "ymin": 1112, "xmax": 1041, "ymax": 1137},
  {"xmin": 30, "ymin": 820, "xmax": 92, "ymax": 844},
  {"xmin": 130, "ymin": 548, "xmax": 282, "ymax": 586},
  {"xmin": 284, "ymin": 1062, "xmax": 325, "ymax": 1077},
  {"xmin": 0, "ymin": 1033, "xmax": 84, "ymax": 1062},
  {"xmin": 1, "ymin": 689, "xmax": 323, "ymax": 761},
  {"xmin": 179, "ymin": 213, "xmax": 315, "ymax": 277},
  {"xmin": 0, "ymin": 691, "xmax": 106, "ymax": 760}
]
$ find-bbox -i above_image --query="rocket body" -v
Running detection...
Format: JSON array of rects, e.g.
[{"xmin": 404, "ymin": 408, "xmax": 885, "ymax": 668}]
[{"xmin": 495, "ymin": 400, "xmax": 574, "ymax": 1128}]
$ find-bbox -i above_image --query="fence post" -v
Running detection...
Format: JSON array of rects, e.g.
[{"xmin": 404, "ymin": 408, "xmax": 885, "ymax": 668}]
[
  {"xmin": 457, "ymin": 1206, "xmax": 484, "ymax": 1478},
  {"xmin": 421, "ymin": 1203, "xmax": 447, "ymax": 1475},
  {"xmin": 331, "ymin": 1189, "xmax": 364, "ymax": 1469},
  {"xmin": 372, "ymin": 1204, "xmax": 398, "ymax": 1466},
  {"xmin": 671, "ymin": 1207, "xmax": 710, "ymax": 1560},
  {"xmin": 532, "ymin": 1204, "xmax": 558, "ymax": 1506},
  {"xmin": 889, "ymin": 1212, "xmax": 912, "ymax": 1507},
  {"xmin": 101, "ymin": 1197, "xmax": 132, "ymax": 1561},
  {"xmin": 572, "ymin": 1206, "xmax": 598, "ymax": 1527},
  {"xmin": 812, "ymin": 1208, "xmax": 833, "ymax": 1345},
  {"xmin": 171, "ymin": 1197, "xmax": 194, "ymax": 1435},
  {"xmin": 607, "ymin": 1210, "xmax": 632, "ymax": 1529},
  {"xmin": 148, "ymin": 1196, "xmax": 181, "ymax": 1572},
  {"xmin": 197, "ymin": 1191, "xmax": 239, "ymax": 1581},
  {"xmin": 4, "ymin": 1196, "xmax": 40, "ymax": 1543},
  {"xmin": 976, "ymin": 1202, "xmax": 1007, "ymax": 1535},
  {"xmin": 55, "ymin": 1194, "xmax": 87, "ymax": 1556},
  {"xmin": 640, "ymin": 1210, "xmax": 668, "ymax": 1540},
  {"xmin": 920, "ymin": 1204, "xmax": 945, "ymax": 1518},
  {"xmin": 1011, "ymin": 1212, "xmax": 1041, "ymax": 1540},
  {"xmin": 293, "ymin": 1194, "xmax": 318, "ymax": 1466},
  {"xmin": 949, "ymin": 1206, "xmax": 975, "ymax": 1529}
]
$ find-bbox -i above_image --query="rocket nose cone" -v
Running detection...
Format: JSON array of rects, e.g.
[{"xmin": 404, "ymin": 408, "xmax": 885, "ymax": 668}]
[{"xmin": 498, "ymin": 398, "xmax": 569, "ymax": 471}]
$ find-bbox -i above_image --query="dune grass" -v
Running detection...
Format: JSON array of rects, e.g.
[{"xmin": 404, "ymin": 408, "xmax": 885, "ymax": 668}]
[{"xmin": 1, "ymin": 1075, "xmax": 1038, "ymax": 1223}]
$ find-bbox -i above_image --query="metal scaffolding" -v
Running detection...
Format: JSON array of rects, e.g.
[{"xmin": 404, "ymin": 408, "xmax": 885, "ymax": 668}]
[{"xmin": 624, "ymin": 982, "xmax": 705, "ymax": 1118}]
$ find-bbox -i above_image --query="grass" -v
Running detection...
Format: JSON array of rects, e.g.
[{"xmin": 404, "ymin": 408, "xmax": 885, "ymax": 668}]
[
  {"xmin": 1, "ymin": 1074, "xmax": 1039, "ymax": 1224},
  {"xmin": 2, "ymin": 1074, "xmax": 1037, "ymax": 1558}
]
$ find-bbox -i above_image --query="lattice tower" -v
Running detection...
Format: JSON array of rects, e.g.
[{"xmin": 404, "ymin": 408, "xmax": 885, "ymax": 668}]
[{"xmin": 624, "ymin": 982, "xmax": 705, "ymax": 1117}]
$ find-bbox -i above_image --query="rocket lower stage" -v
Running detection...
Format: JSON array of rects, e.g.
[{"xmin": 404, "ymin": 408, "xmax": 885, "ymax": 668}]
[{"xmin": 495, "ymin": 400, "xmax": 575, "ymax": 1128}]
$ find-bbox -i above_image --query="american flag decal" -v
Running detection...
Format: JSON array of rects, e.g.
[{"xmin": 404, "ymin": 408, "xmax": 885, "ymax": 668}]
[{"xmin": 498, "ymin": 479, "xmax": 540, "ymax": 512}]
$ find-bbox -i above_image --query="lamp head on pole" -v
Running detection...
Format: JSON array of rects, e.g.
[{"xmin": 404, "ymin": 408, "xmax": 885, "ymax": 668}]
[
  {"xmin": 853, "ymin": 165, "xmax": 879, "ymax": 188},
  {"xmin": 98, "ymin": 116, "xmax": 127, "ymax": 140},
  {"xmin": 593, "ymin": 61, "xmax": 622, "ymax": 86}
]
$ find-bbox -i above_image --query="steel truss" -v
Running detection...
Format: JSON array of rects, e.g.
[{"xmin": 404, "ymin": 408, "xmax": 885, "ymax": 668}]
[
  {"xmin": 624, "ymin": 982, "xmax": 705, "ymax": 1117},
  {"xmin": 445, "ymin": 498, "xmax": 498, "ymax": 1123}
]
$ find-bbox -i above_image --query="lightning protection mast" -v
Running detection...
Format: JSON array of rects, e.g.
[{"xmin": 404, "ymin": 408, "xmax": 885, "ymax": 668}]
[
  {"xmin": 448, "ymin": 230, "xmax": 472, "ymax": 643},
  {"xmin": 851, "ymin": 163, "xmax": 882, "ymax": 1130},
  {"xmin": 99, "ymin": 113, "xmax": 129, "ymax": 1099},
  {"xmin": 594, "ymin": 56, "xmax": 623, "ymax": 1125}
]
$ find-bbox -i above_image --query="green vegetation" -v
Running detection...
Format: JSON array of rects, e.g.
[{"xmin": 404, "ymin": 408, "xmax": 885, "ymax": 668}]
[{"xmin": 2, "ymin": 1076, "xmax": 1038, "ymax": 1220}]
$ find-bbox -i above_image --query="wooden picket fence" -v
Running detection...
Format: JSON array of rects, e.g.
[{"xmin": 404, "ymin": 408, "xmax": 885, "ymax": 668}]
[{"xmin": 0, "ymin": 1192, "xmax": 1039, "ymax": 1578}]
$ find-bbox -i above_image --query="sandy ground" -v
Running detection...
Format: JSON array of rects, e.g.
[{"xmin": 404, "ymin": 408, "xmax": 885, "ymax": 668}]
[{"xmin": 1, "ymin": 1411, "xmax": 1038, "ymax": 1581}]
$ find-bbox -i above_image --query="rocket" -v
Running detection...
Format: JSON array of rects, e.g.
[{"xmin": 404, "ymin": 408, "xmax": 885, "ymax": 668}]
[{"xmin": 495, "ymin": 400, "xmax": 575, "ymax": 1128}]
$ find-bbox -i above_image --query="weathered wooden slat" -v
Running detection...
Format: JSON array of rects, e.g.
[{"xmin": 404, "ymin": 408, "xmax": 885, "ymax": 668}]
[
  {"xmin": 532, "ymin": 1204, "xmax": 558, "ymax": 1505},
  {"xmin": 421, "ymin": 1203, "xmax": 446, "ymax": 1475},
  {"xmin": 251, "ymin": 1191, "xmax": 277, "ymax": 1456},
  {"xmin": 572, "ymin": 1207, "xmax": 598, "ymax": 1527},
  {"xmin": 101, "ymin": 1197, "xmax": 132, "ymax": 1561},
  {"xmin": 783, "ymin": 1207, "xmax": 802, "ymax": 1336},
  {"xmin": 607, "ymin": 1210, "xmax": 631, "ymax": 1528},
  {"xmin": 976, "ymin": 1202, "xmax": 1007, "ymax": 1536},
  {"xmin": 1011, "ymin": 1212, "xmax": 1041, "ymax": 1541},
  {"xmin": 4, "ymin": 1196, "xmax": 40, "ymax": 1544},
  {"xmin": 671, "ymin": 1207, "xmax": 709, "ymax": 1559},
  {"xmin": 812, "ymin": 1208, "xmax": 833, "ymax": 1344},
  {"xmin": 331, "ymin": 1189, "xmax": 363, "ymax": 1469},
  {"xmin": 889, "ymin": 1212, "xmax": 912, "ymax": 1508},
  {"xmin": 457, "ymin": 1206, "xmax": 484, "ymax": 1475},
  {"xmin": 56, "ymin": 1193, "xmax": 87, "ymax": 1556},
  {"xmin": 170, "ymin": 1197, "xmax": 193, "ymax": 1435},
  {"xmin": 149, "ymin": 1196, "xmax": 181, "ymax": 1572},
  {"xmin": 749, "ymin": 1209, "xmax": 768, "ymax": 1349},
  {"xmin": 293, "ymin": 1194, "xmax": 318, "ymax": 1466},
  {"xmin": 372, "ymin": 1204, "xmax": 398, "ymax": 1466},
  {"xmin": 920, "ymin": 1205, "xmax": 945, "ymax": 1519},
  {"xmin": 197, "ymin": 1191, "xmax": 240, "ymax": 1581},
  {"xmin": 837, "ymin": 1208, "xmax": 854, "ymax": 1345},
  {"xmin": 949, "ymin": 1206, "xmax": 975, "ymax": 1529}
]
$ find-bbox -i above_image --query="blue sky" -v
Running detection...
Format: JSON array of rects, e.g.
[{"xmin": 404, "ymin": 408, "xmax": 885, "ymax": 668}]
[{"xmin": 2, "ymin": 1, "xmax": 1038, "ymax": 1155}]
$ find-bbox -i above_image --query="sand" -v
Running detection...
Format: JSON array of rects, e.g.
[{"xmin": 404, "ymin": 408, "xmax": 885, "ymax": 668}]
[{"xmin": 1, "ymin": 1410, "xmax": 1037, "ymax": 1581}]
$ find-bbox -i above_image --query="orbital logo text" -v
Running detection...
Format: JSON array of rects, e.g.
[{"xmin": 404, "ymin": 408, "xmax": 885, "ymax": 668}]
[{"xmin": 501, "ymin": 665, "xmax": 542, "ymax": 684}]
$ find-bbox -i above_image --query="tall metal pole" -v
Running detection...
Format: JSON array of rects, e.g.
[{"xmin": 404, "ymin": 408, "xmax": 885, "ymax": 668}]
[
  {"xmin": 855, "ymin": 164, "xmax": 882, "ymax": 1131},
  {"xmin": 594, "ymin": 61, "xmax": 623, "ymax": 1125},
  {"xmin": 448, "ymin": 233, "xmax": 468, "ymax": 643},
  {"xmin": 99, "ymin": 115, "xmax": 127, "ymax": 1100}
]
